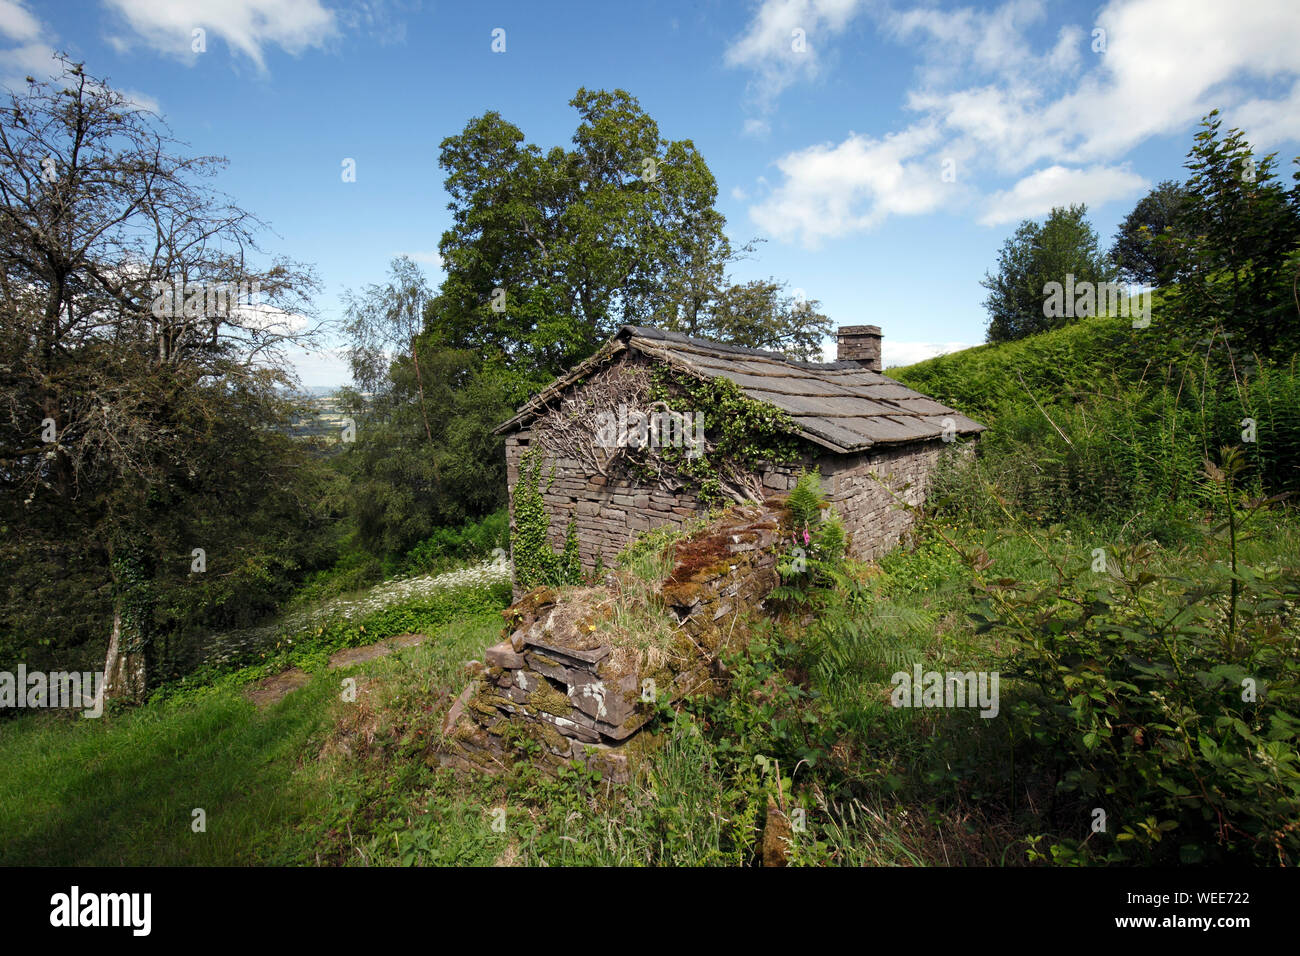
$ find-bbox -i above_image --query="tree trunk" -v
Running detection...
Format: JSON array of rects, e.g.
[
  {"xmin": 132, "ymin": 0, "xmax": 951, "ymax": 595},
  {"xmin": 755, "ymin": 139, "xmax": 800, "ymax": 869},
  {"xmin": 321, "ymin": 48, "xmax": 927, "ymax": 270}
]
[
  {"xmin": 102, "ymin": 535, "xmax": 155, "ymax": 704},
  {"xmin": 101, "ymin": 605, "xmax": 146, "ymax": 702}
]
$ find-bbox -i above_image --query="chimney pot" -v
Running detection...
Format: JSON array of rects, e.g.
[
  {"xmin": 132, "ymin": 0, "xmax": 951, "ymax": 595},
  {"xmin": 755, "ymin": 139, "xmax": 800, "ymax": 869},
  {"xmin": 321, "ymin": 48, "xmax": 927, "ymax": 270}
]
[{"xmin": 837, "ymin": 325, "xmax": 882, "ymax": 371}]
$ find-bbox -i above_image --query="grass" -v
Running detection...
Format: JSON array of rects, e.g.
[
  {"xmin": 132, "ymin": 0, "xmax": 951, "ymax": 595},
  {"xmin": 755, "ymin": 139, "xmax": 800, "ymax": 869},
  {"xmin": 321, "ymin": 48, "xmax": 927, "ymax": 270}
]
[
  {"xmin": 0, "ymin": 681, "xmax": 334, "ymax": 865},
  {"xmin": 0, "ymin": 600, "xmax": 505, "ymax": 866}
]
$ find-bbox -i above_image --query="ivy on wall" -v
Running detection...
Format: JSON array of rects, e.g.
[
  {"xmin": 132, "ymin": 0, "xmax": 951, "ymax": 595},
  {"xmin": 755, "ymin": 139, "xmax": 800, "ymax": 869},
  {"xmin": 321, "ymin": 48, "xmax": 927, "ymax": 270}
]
[
  {"xmin": 647, "ymin": 364, "xmax": 803, "ymax": 505},
  {"xmin": 510, "ymin": 447, "xmax": 585, "ymax": 590}
]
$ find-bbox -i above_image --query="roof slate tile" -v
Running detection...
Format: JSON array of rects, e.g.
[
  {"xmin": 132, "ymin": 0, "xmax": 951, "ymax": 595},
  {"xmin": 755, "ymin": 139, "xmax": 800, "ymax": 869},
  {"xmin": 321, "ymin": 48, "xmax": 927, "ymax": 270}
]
[{"xmin": 496, "ymin": 325, "xmax": 985, "ymax": 453}]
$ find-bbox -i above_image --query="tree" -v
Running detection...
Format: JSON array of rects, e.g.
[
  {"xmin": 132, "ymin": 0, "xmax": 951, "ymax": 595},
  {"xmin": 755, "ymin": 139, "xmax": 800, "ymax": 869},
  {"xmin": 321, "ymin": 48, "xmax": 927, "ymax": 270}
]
[
  {"xmin": 341, "ymin": 255, "xmax": 436, "ymax": 443},
  {"xmin": 426, "ymin": 88, "xmax": 828, "ymax": 387},
  {"xmin": 339, "ymin": 345, "xmax": 513, "ymax": 556},
  {"xmin": 1109, "ymin": 180, "xmax": 1190, "ymax": 286},
  {"xmin": 1157, "ymin": 112, "xmax": 1300, "ymax": 358},
  {"xmin": 0, "ymin": 58, "xmax": 321, "ymax": 701},
  {"xmin": 981, "ymin": 204, "xmax": 1115, "ymax": 343},
  {"xmin": 705, "ymin": 278, "xmax": 832, "ymax": 361},
  {"xmin": 428, "ymin": 89, "xmax": 701, "ymax": 389},
  {"xmin": 340, "ymin": 88, "xmax": 835, "ymax": 556}
]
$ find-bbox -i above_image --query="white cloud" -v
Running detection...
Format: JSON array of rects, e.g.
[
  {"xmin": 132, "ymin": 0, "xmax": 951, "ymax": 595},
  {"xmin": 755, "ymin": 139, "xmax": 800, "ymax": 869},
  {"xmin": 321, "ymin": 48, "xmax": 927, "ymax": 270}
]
[
  {"xmin": 120, "ymin": 87, "xmax": 162, "ymax": 113},
  {"xmin": 895, "ymin": 0, "xmax": 1300, "ymax": 172},
  {"xmin": 749, "ymin": 124, "xmax": 950, "ymax": 245},
  {"xmin": 0, "ymin": 0, "xmax": 59, "ymax": 86},
  {"xmin": 818, "ymin": 336, "xmax": 975, "ymax": 367},
  {"xmin": 0, "ymin": 0, "xmax": 40, "ymax": 42},
  {"xmin": 102, "ymin": 0, "xmax": 338, "ymax": 70},
  {"xmin": 736, "ymin": 0, "xmax": 1300, "ymax": 244},
  {"xmin": 724, "ymin": 0, "xmax": 865, "ymax": 111},
  {"xmin": 1225, "ymin": 77, "xmax": 1300, "ymax": 151},
  {"xmin": 237, "ymin": 300, "xmax": 308, "ymax": 335},
  {"xmin": 280, "ymin": 344, "xmax": 352, "ymax": 388},
  {"xmin": 0, "ymin": 40, "xmax": 55, "ymax": 78},
  {"xmin": 401, "ymin": 249, "xmax": 443, "ymax": 270},
  {"xmin": 978, "ymin": 164, "xmax": 1147, "ymax": 226},
  {"xmin": 335, "ymin": 0, "xmax": 410, "ymax": 46},
  {"xmin": 882, "ymin": 340, "xmax": 974, "ymax": 369}
]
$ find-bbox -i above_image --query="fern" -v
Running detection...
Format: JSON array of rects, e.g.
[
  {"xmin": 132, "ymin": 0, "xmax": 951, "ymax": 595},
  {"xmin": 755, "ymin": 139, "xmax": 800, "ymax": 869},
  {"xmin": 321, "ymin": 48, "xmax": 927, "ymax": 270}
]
[
  {"xmin": 807, "ymin": 583, "xmax": 931, "ymax": 695},
  {"xmin": 775, "ymin": 470, "xmax": 848, "ymax": 606},
  {"xmin": 787, "ymin": 469, "xmax": 824, "ymax": 531}
]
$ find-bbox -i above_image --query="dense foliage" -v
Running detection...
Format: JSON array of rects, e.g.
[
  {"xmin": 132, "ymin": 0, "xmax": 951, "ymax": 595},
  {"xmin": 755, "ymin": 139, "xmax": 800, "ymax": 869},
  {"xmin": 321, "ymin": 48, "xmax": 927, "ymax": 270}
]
[
  {"xmin": 981, "ymin": 204, "xmax": 1116, "ymax": 343},
  {"xmin": 1108, "ymin": 180, "xmax": 1190, "ymax": 286},
  {"xmin": 0, "ymin": 60, "xmax": 336, "ymax": 692},
  {"xmin": 1158, "ymin": 112, "xmax": 1300, "ymax": 359}
]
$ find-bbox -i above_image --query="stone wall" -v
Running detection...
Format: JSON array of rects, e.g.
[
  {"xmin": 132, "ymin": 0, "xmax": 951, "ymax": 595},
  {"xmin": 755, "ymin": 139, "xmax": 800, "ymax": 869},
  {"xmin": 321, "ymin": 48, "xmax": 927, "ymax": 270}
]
[
  {"xmin": 505, "ymin": 429, "xmax": 710, "ymax": 574},
  {"xmin": 803, "ymin": 439, "xmax": 973, "ymax": 563},
  {"xmin": 439, "ymin": 504, "xmax": 787, "ymax": 782}
]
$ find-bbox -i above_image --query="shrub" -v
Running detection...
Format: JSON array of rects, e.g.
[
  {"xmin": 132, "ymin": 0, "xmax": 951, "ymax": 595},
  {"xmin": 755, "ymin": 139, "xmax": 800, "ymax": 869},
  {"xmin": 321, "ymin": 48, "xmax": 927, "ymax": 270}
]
[
  {"xmin": 398, "ymin": 509, "xmax": 509, "ymax": 577},
  {"xmin": 964, "ymin": 452, "xmax": 1300, "ymax": 864}
]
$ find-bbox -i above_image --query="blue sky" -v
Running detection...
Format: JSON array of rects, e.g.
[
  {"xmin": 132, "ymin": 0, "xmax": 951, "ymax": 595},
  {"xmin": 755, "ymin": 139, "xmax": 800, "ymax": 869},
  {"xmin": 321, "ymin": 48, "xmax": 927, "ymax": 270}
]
[{"xmin": 5, "ymin": 0, "xmax": 1300, "ymax": 385}]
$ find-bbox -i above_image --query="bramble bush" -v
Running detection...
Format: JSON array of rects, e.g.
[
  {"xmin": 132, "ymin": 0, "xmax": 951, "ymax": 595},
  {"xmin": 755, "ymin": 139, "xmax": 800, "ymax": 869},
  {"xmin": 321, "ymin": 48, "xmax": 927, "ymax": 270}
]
[{"xmin": 960, "ymin": 450, "xmax": 1300, "ymax": 864}]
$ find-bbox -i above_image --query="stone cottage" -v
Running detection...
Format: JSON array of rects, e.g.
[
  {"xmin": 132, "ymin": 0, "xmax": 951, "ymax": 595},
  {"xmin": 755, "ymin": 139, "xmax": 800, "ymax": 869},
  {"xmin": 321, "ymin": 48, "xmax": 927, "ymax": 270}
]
[{"xmin": 494, "ymin": 324, "xmax": 984, "ymax": 575}]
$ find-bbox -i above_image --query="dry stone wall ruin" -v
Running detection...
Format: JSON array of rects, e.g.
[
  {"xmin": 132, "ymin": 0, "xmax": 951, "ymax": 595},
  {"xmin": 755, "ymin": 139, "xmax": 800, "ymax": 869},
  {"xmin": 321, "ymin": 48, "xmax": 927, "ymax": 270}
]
[{"xmin": 438, "ymin": 504, "xmax": 788, "ymax": 781}]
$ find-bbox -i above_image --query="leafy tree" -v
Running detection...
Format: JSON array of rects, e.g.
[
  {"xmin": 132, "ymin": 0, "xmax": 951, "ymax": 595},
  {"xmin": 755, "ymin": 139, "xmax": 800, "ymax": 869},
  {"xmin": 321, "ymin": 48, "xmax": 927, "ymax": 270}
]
[
  {"xmin": 343, "ymin": 88, "xmax": 831, "ymax": 555},
  {"xmin": 1157, "ymin": 112, "xmax": 1300, "ymax": 358},
  {"xmin": 0, "ymin": 58, "xmax": 324, "ymax": 700},
  {"xmin": 428, "ymin": 89, "xmax": 718, "ymax": 387},
  {"xmin": 704, "ymin": 278, "xmax": 832, "ymax": 361},
  {"xmin": 427, "ymin": 88, "xmax": 828, "ymax": 386},
  {"xmin": 339, "ymin": 344, "xmax": 513, "ymax": 556},
  {"xmin": 981, "ymin": 204, "xmax": 1115, "ymax": 343},
  {"xmin": 1109, "ymin": 180, "xmax": 1190, "ymax": 286}
]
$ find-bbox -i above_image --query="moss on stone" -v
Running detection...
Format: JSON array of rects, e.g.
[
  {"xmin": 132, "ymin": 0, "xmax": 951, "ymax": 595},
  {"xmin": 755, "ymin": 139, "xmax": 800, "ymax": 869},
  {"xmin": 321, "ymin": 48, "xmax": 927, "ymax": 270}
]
[
  {"xmin": 535, "ymin": 720, "xmax": 572, "ymax": 754},
  {"xmin": 527, "ymin": 679, "xmax": 572, "ymax": 717}
]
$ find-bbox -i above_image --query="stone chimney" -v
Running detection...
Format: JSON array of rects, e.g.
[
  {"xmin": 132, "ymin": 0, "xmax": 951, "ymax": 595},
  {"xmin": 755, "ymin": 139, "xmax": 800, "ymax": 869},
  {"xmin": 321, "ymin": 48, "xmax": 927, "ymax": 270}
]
[{"xmin": 836, "ymin": 325, "xmax": 882, "ymax": 371}]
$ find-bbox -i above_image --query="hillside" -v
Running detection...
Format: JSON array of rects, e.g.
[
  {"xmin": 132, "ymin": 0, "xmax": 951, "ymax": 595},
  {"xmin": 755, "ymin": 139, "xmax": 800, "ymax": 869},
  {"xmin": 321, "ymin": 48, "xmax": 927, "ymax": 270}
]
[{"xmin": 892, "ymin": 302, "xmax": 1300, "ymax": 520}]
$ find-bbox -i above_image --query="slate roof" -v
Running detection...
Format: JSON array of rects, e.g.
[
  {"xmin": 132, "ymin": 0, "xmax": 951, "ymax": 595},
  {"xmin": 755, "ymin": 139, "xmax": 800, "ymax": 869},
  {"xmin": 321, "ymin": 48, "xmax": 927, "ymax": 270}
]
[{"xmin": 495, "ymin": 325, "xmax": 985, "ymax": 454}]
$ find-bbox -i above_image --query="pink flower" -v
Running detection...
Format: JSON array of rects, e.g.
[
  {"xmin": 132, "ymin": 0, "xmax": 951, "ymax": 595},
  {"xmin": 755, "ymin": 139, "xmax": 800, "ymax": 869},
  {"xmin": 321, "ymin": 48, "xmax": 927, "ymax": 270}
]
[{"xmin": 802, "ymin": 529, "xmax": 811, "ymax": 546}]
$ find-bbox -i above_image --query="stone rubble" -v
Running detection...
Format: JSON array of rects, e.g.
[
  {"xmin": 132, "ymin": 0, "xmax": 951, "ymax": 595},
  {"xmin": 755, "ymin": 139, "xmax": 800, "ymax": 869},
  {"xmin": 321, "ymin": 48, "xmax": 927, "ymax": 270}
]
[{"xmin": 438, "ymin": 503, "xmax": 788, "ymax": 782}]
